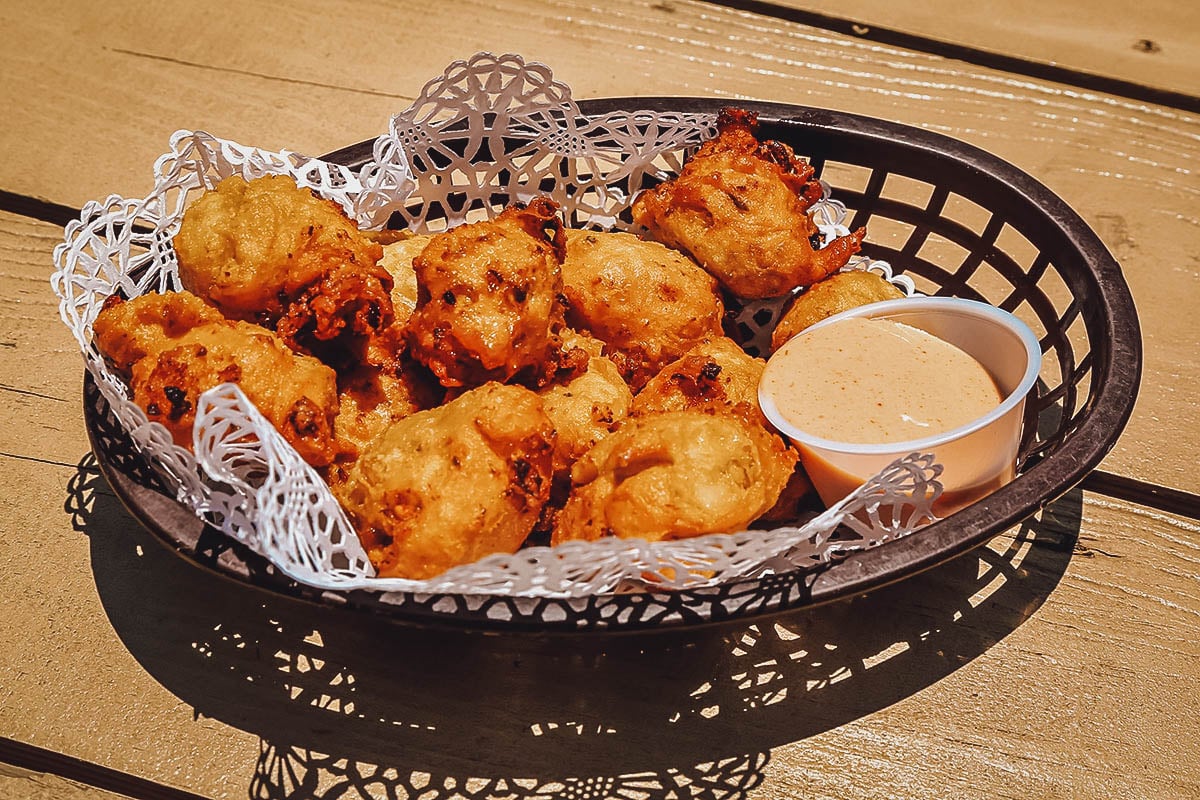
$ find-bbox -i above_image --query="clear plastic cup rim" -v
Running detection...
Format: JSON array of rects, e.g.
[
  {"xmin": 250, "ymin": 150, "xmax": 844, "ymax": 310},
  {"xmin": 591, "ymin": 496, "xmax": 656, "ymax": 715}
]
[{"xmin": 758, "ymin": 296, "xmax": 1043, "ymax": 455}]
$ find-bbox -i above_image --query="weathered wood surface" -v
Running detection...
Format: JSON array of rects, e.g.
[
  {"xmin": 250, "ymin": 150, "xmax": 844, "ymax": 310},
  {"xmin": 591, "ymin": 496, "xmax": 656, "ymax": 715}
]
[
  {"xmin": 773, "ymin": 0, "xmax": 1200, "ymax": 98},
  {"xmin": 2, "ymin": 1, "xmax": 1199, "ymax": 798}
]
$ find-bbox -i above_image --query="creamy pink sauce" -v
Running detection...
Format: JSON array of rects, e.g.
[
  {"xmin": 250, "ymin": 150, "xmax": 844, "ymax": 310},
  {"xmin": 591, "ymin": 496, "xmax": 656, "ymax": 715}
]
[{"xmin": 763, "ymin": 316, "xmax": 1003, "ymax": 444}]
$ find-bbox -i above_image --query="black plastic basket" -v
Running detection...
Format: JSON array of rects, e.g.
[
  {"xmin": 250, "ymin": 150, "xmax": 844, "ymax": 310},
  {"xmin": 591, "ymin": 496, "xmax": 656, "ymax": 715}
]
[{"xmin": 88, "ymin": 98, "xmax": 1141, "ymax": 633}]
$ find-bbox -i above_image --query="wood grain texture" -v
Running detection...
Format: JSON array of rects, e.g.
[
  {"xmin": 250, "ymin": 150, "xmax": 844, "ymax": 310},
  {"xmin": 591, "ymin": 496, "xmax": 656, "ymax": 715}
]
[
  {"xmin": 0, "ymin": 765, "xmax": 125, "ymax": 800},
  {"xmin": 752, "ymin": 498, "xmax": 1200, "ymax": 799},
  {"xmin": 0, "ymin": 215, "xmax": 260, "ymax": 792},
  {"xmin": 2, "ymin": 1, "xmax": 1200, "ymax": 798},
  {"xmin": 770, "ymin": 0, "xmax": 1200, "ymax": 98}
]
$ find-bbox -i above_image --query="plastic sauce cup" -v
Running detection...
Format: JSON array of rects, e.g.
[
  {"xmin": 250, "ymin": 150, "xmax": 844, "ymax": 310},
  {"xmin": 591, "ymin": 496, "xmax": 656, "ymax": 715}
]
[{"xmin": 758, "ymin": 297, "xmax": 1042, "ymax": 516}]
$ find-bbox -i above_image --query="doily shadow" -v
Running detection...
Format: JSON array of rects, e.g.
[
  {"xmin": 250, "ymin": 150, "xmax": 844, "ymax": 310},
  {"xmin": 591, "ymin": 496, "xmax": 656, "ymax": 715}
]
[{"xmin": 68, "ymin": 450, "xmax": 1082, "ymax": 799}]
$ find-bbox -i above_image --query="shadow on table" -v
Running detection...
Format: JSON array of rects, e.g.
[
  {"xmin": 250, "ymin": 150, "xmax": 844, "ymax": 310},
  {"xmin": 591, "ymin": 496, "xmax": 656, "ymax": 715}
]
[{"xmin": 68, "ymin": 452, "xmax": 1082, "ymax": 799}]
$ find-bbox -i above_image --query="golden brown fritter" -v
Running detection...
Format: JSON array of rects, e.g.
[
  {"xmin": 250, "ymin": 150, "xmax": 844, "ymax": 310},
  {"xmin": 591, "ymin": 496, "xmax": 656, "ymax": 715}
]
[
  {"xmin": 552, "ymin": 407, "xmax": 797, "ymax": 545},
  {"xmin": 379, "ymin": 232, "xmax": 432, "ymax": 325},
  {"xmin": 631, "ymin": 336, "xmax": 818, "ymax": 521},
  {"xmin": 405, "ymin": 198, "xmax": 569, "ymax": 389},
  {"xmin": 173, "ymin": 174, "xmax": 394, "ymax": 357},
  {"xmin": 538, "ymin": 329, "xmax": 634, "ymax": 471},
  {"xmin": 331, "ymin": 326, "xmax": 443, "ymax": 462},
  {"xmin": 561, "ymin": 228, "xmax": 725, "ymax": 390},
  {"xmin": 93, "ymin": 291, "xmax": 342, "ymax": 467},
  {"xmin": 770, "ymin": 269, "xmax": 906, "ymax": 353},
  {"xmin": 631, "ymin": 108, "xmax": 865, "ymax": 299},
  {"xmin": 632, "ymin": 336, "xmax": 765, "ymax": 421},
  {"xmin": 333, "ymin": 383, "xmax": 557, "ymax": 580},
  {"xmin": 91, "ymin": 290, "xmax": 227, "ymax": 371},
  {"xmin": 755, "ymin": 463, "xmax": 819, "ymax": 525}
]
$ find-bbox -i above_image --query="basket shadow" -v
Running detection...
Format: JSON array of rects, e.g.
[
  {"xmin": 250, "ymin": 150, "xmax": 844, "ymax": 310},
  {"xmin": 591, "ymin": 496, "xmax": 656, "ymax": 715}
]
[{"xmin": 67, "ymin": 451, "xmax": 1081, "ymax": 797}]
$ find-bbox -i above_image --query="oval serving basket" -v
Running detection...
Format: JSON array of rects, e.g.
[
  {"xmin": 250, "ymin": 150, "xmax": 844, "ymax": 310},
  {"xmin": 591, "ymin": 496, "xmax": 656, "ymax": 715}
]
[{"xmin": 85, "ymin": 97, "xmax": 1141, "ymax": 633}]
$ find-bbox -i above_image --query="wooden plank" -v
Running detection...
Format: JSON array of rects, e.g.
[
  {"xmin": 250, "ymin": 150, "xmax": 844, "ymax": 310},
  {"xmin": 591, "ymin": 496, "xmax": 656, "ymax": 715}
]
[
  {"xmin": 753, "ymin": 497, "xmax": 1200, "ymax": 799},
  {"xmin": 0, "ymin": 765, "xmax": 127, "ymax": 800},
  {"xmin": 0, "ymin": 216, "xmax": 84, "ymax": 469},
  {"xmin": 5, "ymin": 229, "xmax": 1200, "ymax": 797},
  {"xmin": 768, "ymin": 0, "xmax": 1200, "ymax": 98}
]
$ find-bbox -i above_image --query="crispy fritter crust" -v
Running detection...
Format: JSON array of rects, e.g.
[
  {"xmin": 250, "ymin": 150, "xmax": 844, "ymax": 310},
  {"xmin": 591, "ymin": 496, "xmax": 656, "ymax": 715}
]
[
  {"xmin": 561, "ymin": 229, "xmax": 725, "ymax": 389},
  {"xmin": 538, "ymin": 329, "xmax": 634, "ymax": 472},
  {"xmin": 770, "ymin": 269, "xmax": 906, "ymax": 353},
  {"xmin": 632, "ymin": 336, "xmax": 765, "ymax": 421},
  {"xmin": 93, "ymin": 291, "xmax": 342, "ymax": 466},
  {"xmin": 334, "ymin": 383, "xmax": 556, "ymax": 579},
  {"xmin": 755, "ymin": 463, "xmax": 819, "ymax": 525},
  {"xmin": 174, "ymin": 175, "xmax": 393, "ymax": 358},
  {"xmin": 631, "ymin": 336, "xmax": 818, "ymax": 519},
  {"xmin": 379, "ymin": 232, "xmax": 432, "ymax": 325},
  {"xmin": 273, "ymin": 260, "xmax": 393, "ymax": 363},
  {"xmin": 91, "ymin": 290, "xmax": 227, "ymax": 372},
  {"xmin": 405, "ymin": 199, "xmax": 569, "ymax": 389},
  {"xmin": 632, "ymin": 108, "xmax": 865, "ymax": 299},
  {"xmin": 331, "ymin": 326, "xmax": 443, "ymax": 462},
  {"xmin": 552, "ymin": 407, "xmax": 797, "ymax": 544}
]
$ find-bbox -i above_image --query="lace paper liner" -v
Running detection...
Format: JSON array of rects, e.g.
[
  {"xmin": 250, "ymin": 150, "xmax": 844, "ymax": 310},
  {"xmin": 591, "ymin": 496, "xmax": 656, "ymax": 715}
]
[{"xmin": 52, "ymin": 52, "xmax": 941, "ymax": 600}]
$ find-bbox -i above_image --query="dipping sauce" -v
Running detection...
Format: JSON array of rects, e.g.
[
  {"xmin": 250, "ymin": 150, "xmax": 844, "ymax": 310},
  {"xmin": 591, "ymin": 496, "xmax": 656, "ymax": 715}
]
[
  {"xmin": 762, "ymin": 316, "xmax": 1003, "ymax": 444},
  {"xmin": 758, "ymin": 296, "xmax": 1042, "ymax": 516}
]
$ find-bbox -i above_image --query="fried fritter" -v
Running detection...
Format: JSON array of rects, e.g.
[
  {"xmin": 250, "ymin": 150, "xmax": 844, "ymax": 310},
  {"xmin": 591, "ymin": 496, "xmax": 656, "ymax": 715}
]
[
  {"xmin": 561, "ymin": 229, "xmax": 725, "ymax": 389},
  {"xmin": 770, "ymin": 269, "xmax": 906, "ymax": 353},
  {"xmin": 552, "ymin": 407, "xmax": 797, "ymax": 544},
  {"xmin": 755, "ymin": 463, "xmax": 819, "ymax": 525},
  {"xmin": 331, "ymin": 325, "xmax": 443, "ymax": 461},
  {"xmin": 91, "ymin": 290, "xmax": 227, "ymax": 371},
  {"xmin": 379, "ymin": 232, "xmax": 432, "ymax": 325},
  {"xmin": 93, "ymin": 291, "xmax": 342, "ymax": 466},
  {"xmin": 538, "ymin": 329, "xmax": 634, "ymax": 471},
  {"xmin": 173, "ymin": 174, "xmax": 393, "ymax": 357},
  {"xmin": 632, "ymin": 108, "xmax": 865, "ymax": 299},
  {"xmin": 631, "ymin": 337, "xmax": 818, "ymax": 521},
  {"xmin": 405, "ymin": 198, "xmax": 569, "ymax": 389},
  {"xmin": 334, "ymin": 383, "xmax": 556, "ymax": 580},
  {"xmin": 632, "ymin": 336, "xmax": 765, "ymax": 421}
]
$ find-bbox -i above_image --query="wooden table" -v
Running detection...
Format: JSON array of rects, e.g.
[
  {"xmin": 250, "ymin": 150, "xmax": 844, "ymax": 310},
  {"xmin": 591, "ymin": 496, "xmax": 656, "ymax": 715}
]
[{"xmin": 3, "ymin": 2, "xmax": 1198, "ymax": 798}]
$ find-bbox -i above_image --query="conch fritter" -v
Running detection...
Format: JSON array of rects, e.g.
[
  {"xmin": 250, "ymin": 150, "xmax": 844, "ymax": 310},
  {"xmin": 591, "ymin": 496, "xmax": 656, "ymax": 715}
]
[
  {"xmin": 174, "ymin": 174, "xmax": 394, "ymax": 357},
  {"xmin": 91, "ymin": 289, "xmax": 227, "ymax": 371},
  {"xmin": 332, "ymin": 326, "xmax": 443, "ymax": 462},
  {"xmin": 538, "ymin": 329, "xmax": 634, "ymax": 471},
  {"xmin": 334, "ymin": 383, "xmax": 556, "ymax": 580},
  {"xmin": 378, "ymin": 232, "xmax": 432, "ymax": 325},
  {"xmin": 93, "ymin": 291, "xmax": 342, "ymax": 466},
  {"xmin": 561, "ymin": 229, "xmax": 725, "ymax": 389},
  {"xmin": 632, "ymin": 108, "xmax": 865, "ymax": 299},
  {"xmin": 632, "ymin": 336, "xmax": 766, "ymax": 421},
  {"xmin": 405, "ymin": 198, "xmax": 569, "ymax": 389},
  {"xmin": 552, "ymin": 408, "xmax": 797, "ymax": 545},
  {"xmin": 770, "ymin": 269, "xmax": 905, "ymax": 353},
  {"xmin": 632, "ymin": 337, "xmax": 817, "ymax": 514}
]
